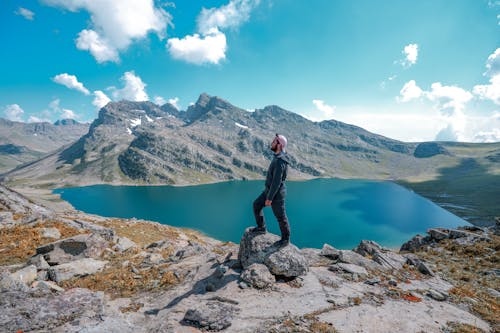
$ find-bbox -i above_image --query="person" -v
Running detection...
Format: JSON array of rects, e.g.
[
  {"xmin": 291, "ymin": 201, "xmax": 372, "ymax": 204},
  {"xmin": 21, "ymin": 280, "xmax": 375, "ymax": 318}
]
[{"xmin": 251, "ymin": 133, "xmax": 291, "ymax": 246}]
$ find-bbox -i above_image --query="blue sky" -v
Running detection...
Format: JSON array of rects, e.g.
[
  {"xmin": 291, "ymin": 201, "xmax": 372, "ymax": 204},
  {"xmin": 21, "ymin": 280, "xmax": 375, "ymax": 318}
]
[{"xmin": 1, "ymin": 0, "xmax": 499, "ymax": 142}]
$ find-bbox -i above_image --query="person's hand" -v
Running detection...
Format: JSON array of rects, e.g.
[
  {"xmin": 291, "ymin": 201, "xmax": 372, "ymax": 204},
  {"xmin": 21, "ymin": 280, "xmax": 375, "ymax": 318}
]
[{"xmin": 265, "ymin": 199, "xmax": 272, "ymax": 206}]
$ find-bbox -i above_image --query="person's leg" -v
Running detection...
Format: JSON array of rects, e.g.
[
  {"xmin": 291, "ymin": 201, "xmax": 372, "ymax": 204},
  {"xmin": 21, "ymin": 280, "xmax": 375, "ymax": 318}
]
[
  {"xmin": 251, "ymin": 191, "xmax": 267, "ymax": 232},
  {"xmin": 271, "ymin": 198, "xmax": 290, "ymax": 245}
]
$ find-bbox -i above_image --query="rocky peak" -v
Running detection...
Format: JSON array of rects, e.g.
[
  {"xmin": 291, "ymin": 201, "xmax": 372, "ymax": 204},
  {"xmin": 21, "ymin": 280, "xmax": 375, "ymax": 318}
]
[
  {"xmin": 185, "ymin": 93, "xmax": 239, "ymax": 123},
  {"xmin": 54, "ymin": 119, "xmax": 80, "ymax": 126}
]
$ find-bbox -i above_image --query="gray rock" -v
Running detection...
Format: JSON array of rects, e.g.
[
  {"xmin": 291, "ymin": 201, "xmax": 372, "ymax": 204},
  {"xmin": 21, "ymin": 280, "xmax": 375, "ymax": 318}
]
[
  {"xmin": 37, "ymin": 270, "xmax": 48, "ymax": 281},
  {"xmin": 486, "ymin": 288, "xmax": 500, "ymax": 298},
  {"xmin": 11, "ymin": 265, "xmax": 37, "ymax": 285},
  {"xmin": 0, "ymin": 272, "xmax": 30, "ymax": 292},
  {"xmin": 320, "ymin": 243, "xmax": 340, "ymax": 259},
  {"xmin": 427, "ymin": 228, "xmax": 449, "ymax": 241},
  {"xmin": 332, "ymin": 263, "xmax": 368, "ymax": 277},
  {"xmin": 214, "ymin": 264, "xmax": 228, "ymax": 279},
  {"xmin": 388, "ymin": 279, "xmax": 398, "ymax": 287},
  {"xmin": 354, "ymin": 240, "xmax": 406, "ymax": 271},
  {"xmin": 36, "ymin": 233, "xmax": 109, "ymax": 265},
  {"xmin": 240, "ymin": 263, "xmax": 275, "ymax": 289},
  {"xmin": 238, "ymin": 281, "xmax": 250, "ymax": 289},
  {"xmin": 32, "ymin": 280, "xmax": 65, "ymax": 292},
  {"xmin": 337, "ymin": 250, "xmax": 382, "ymax": 271},
  {"xmin": 427, "ymin": 289, "xmax": 447, "ymax": 301},
  {"xmin": 183, "ymin": 301, "xmax": 239, "ymax": 331},
  {"xmin": 264, "ymin": 245, "xmax": 309, "ymax": 277},
  {"xmin": 29, "ymin": 254, "xmax": 50, "ymax": 270},
  {"xmin": 68, "ymin": 219, "xmax": 115, "ymax": 240},
  {"xmin": 405, "ymin": 253, "xmax": 435, "ymax": 276},
  {"xmin": 301, "ymin": 247, "xmax": 334, "ymax": 266},
  {"xmin": 354, "ymin": 240, "xmax": 385, "ymax": 256},
  {"xmin": 0, "ymin": 287, "xmax": 104, "ymax": 332},
  {"xmin": 239, "ymin": 228, "xmax": 308, "ymax": 277},
  {"xmin": 400, "ymin": 234, "xmax": 429, "ymax": 252},
  {"xmin": 113, "ymin": 236, "xmax": 137, "ymax": 252},
  {"xmin": 48, "ymin": 258, "xmax": 107, "ymax": 282},
  {"xmin": 40, "ymin": 227, "xmax": 61, "ymax": 239},
  {"xmin": 364, "ymin": 277, "xmax": 381, "ymax": 285}
]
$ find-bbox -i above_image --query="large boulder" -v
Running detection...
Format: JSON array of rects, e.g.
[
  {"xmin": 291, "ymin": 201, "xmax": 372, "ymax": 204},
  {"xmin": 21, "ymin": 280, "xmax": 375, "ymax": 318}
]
[
  {"xmin": 240, "ymin": 263, "xmax": 275, "ymax": 289},
  {"xmin": 183, "ymin": 301, "xmax": 239, "ymax": 331},
  {"xmin": 337, "ymin": 250, "xmax": 382, "ymax": 271},
  {"xmin": 36, "ymin": 233, "xmax": 109, "ymax": 265},
  {"xmin": 48, "ymin": 258, "xmax": 108, "ymax": 282},
  {"xmin": 400, "ymin": 234, "xmax": 429, "ymax": 252},
  {"xmin": 0, "ymin": 287, "xmax": 104, "ymax": 332},
  {"xmin": 354, "ymin": 240, "xmax": 406, "ymax": 271},
  {"xmin": 238, "ymin": 228, "xmax": 308, "ymax": 277}
]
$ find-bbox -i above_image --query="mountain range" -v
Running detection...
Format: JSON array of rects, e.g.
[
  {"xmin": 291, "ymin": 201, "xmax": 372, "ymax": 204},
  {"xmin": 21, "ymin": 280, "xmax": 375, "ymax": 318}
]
[
  {"xmin": 0, "ymin": 118, "xmax": 89, "ymax": 173},
  {"xmin": 1, "ymin": 93, "xmax": 499, "ymax": 224}
]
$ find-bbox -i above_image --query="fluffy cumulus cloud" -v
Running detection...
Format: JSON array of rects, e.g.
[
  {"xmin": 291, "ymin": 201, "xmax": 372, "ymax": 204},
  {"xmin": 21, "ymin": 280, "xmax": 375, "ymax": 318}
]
[
  {"xmin": 167, "ymin": 0, "xmax": 260, "ymax": 65},
  {"xmin": 153, "ymin": 96, "xmax": 167, "ymax": 106},
  {"xmin": 15, "ymin": 7, "xmax": 35, "ymax": 20},
  {"xmin": 168, "ymin": 97, "xmax": 180, "ymax": 109},
  {"xmin": 43, "ymin": 0, "xmax": 172, "ymax": 63},
  {"xmin": 167, "ymin": 29, "xmax": 227, "ymax": 65},
  {"xmin": 398, "ymin": 80, "xmax": 423, "ymax": 102},
  {"xmin": 52, "ymin": 73, "xmax": 90, "ymax": 95},
  {"xmin": 397, "ymin": 43, "xmax": 418, "ymax": 67},
  {"xmin": 312, "ymin": 99, "xmax": 335, "ymax": 119},
  {"xmin": 92, "ymin": 90, "xmax": 111, "ymax": 109},
  {"xmin": 47, "ymin": 99, "xmax": 79, "ymax": 120},
  {"xmin": 3, "ymin": 104, "xmax": 25, "ymax": 122},
  {"xmin": 398, "ymin": 80, "xmax": 479, "ymax": 141},
  {"xmin": 112, "ymin": 71, "xmax": 148, "ymax": 101},
  {"xmin": 473, "ymin": 48, "xmax": 500, "ymax": 105}
]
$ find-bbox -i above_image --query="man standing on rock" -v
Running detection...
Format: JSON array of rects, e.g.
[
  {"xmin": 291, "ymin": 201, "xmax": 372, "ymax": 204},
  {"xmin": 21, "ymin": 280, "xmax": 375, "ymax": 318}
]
[{"xmin": 251, "ymin": 133, "xmax": 291, "ymax": 246}]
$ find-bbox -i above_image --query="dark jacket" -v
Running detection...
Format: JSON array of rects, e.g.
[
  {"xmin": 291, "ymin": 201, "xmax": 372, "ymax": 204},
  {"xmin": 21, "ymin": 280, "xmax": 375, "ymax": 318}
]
[{"xmin": 265, "ymin": 152, "xmax": 290, "ymax": 201}]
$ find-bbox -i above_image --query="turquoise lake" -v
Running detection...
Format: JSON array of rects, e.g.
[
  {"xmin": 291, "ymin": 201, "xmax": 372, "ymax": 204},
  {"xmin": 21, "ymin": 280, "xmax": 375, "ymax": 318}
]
[{"xmin": 54, "ymin": 179, "xmax": 468, "ymax": 249}]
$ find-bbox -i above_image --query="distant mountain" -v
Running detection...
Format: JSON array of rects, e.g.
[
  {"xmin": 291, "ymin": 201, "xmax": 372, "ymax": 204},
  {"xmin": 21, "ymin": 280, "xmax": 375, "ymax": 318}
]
[
  {"xmin": 3, "ymin": 93, "xmax": 499, "ymax": 225},
  {"xmin": 0, "ymin": 118, "xmax": 89, "ymax": 173},
  {"xmin": 0, "ymin": 93, "xmax": 455, "ymax": 186}
]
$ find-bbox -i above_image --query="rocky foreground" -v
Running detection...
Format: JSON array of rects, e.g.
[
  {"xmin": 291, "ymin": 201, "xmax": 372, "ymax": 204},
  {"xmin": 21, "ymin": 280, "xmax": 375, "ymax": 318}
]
[{"xmin": 0, "ymin": 184, "xmax": 498, "ymax": 333}]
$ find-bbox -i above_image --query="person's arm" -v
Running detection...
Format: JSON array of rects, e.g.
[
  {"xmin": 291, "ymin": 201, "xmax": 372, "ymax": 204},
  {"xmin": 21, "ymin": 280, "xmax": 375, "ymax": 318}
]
[{"xmin": 266, "ymin": 159, "xmax": 285, "ymax": 202}]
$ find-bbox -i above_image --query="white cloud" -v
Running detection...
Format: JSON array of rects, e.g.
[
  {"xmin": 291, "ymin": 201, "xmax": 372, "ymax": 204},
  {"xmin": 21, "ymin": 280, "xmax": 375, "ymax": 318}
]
[
  {"xmin": 484, "ymin": 48, "xmax": 500, "ymax": 77},
  {"xmin": 312, "ymin": 99, "xmax": 335, "ymax": 119},
  {"xmin": 168, "ymin": 97, "xmax": 180, "ymax": 109},
  {"xmin": 43, "ymin": 0, "xmax": 173, "ymax": 63},
  {"xmin": 4, "ymin": 104, "xmax": 25, "ymax": 122},
  {"xmin": 398, "ymin": 80, "xmax": 423, "ymax": 102},
  {"xmin": 473, "ymin": 74, "xmax": 500, "ymax": 105},
  {"xmin": 167, "ymin": 0, "xmax": 260, "ymax": 65},
  {"xmin": 15, "ymin": 7, "xmax": 35, "ymax": 20},
  {"xmin": 425, "ymin": 82, "xmax": 473, "ymax": 115},
  {"xmin": 197, "ymin": 0, "xmax": 261, "ymax": 34},
  {"xmin": 44, "ymin": 98, "xmax": 80, "ymax": 120},
  {"xmin": 402, "ymin": 43, "xmax": 418, "ymax": 67},
  {"xmin": 473, "ymin": 49, "xmax": 500, "ymax": 105},
  {"xmin": 61, "ymin": 109, "xmax": 77, "ymax": 119},
  {"xmin": 27, "ymin": 115, "xmax": 51, "ymax": 123},
  {"xmin": 52, "ymin": 73, "xmax": 90, "ymax": 95},
  {"xmin": 154, "ymin": 96, "xmax": 167, "ymax": 105},
  {"xmin": 167, "ymin": 28, "xmax": 227, "ymax": 65},
  {"xmin": 92, "ymin": 90, "xmax": 111, "ymax": 109},
  {"xmin": 75, "ymin": 29, "xmax": 119, "ymax": 63},
  {"xmin": 112, "ymin": 71, "xmax": 148, "ymax": 101}
]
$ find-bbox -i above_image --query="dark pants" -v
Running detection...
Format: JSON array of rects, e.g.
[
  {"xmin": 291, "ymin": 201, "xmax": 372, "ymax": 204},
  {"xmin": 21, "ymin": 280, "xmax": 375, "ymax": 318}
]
[{"xmin": 253, "ymin": 191, "xmax": 290, "ymax": 240}]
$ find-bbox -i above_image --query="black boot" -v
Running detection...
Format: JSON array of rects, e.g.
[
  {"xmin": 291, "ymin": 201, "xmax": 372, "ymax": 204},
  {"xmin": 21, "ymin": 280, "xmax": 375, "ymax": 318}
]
[
  {"xmin": 250, "ymin": 216, "xmax": 267, "ymax": 234},
  {"xmin": 276, "ymin": 216, "xmax": 290, "ymax": 247}
]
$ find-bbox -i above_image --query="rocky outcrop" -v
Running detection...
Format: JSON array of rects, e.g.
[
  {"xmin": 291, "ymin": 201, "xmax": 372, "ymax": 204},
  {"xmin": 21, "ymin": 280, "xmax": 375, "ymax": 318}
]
[
  {"xmin": 413, "ymin": 142, "xmax": 450, "ymax": 158},
  {"xmin": 36, "ymin": 233, "xmax": 109, "ymax": 265},
  {"xmin": 238, "ymin": 228, "xmax": 309, "ymax": 278},
  {"xmin": 48, "ymin": 258, "xmax": 108, "ymax": 282},
  {"xmin": 0, "ymin": 288, "xmax": 104, "ymax": 332},
  {"xmin": 240, "ymin": 263, "xmax": 275, "ymax": 289},
  {"xmin": 183, "ymin": 301, "xmax": 240, "ymax": 331}
]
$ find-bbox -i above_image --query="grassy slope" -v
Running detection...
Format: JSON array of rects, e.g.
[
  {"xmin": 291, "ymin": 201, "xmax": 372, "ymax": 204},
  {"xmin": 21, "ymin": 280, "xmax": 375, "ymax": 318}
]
[{"xmin": 399, "ymin": 143, "xmax": 500, "ymax": 226}]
